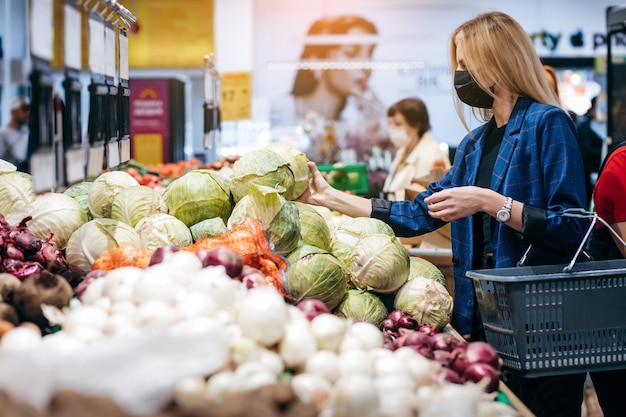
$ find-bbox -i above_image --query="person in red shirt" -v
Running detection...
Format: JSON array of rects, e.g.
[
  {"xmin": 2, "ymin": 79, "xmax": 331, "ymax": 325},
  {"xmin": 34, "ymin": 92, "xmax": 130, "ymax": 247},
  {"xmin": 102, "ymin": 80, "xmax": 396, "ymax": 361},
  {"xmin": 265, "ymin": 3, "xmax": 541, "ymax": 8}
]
[
  {"xmin": 591, "ymin": 142, "xmax": 626, "ymax": 258},
  {"xmin": 588, "ymin": 141, "xmax": 626, "ymax": 417}
]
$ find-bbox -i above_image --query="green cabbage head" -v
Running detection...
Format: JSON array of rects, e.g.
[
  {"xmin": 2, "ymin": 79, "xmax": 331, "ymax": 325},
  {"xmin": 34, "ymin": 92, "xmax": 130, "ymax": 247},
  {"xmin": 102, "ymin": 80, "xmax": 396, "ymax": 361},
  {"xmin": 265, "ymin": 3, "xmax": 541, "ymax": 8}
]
[
  {"xmin": 409, "ymin": 256, "xmax": 446, "ymax": 287},
  {"xmin": 111, "ymin": 185, "xmax": 168, "ymax": 227},
  {"xmin": 336, "ymin": 289, "xmax": 388, "ymax": 327},
  {"xmin": 265, "ymin": 142, "xmax": 311, "ymax": 200},
  {"xmin": 0, "ymin": 172, "xmax": 35, "ymax": 219},
  {"xmin": 190, "ymin": 217, "xmax": 228, "ymax": 241},
  {"xmin": 64, "ymin": 181, "xmax": 93, "ymax": 221},
  {"xmin": 330, "ymin": 217, "xmax": 395, "ymax": 270},
  {"xmin": 394, "ymin": 276, "xmax": 453, "ymax": 329},
  {"xmin": 286, "ymin": 245, "xmax": 348, "ymax": 311},
  {"xmin": 294, "ymin": 202, "xmax": 330, "ymax": 251},
  {"xmin": 349, "ymin": 234, "xmax": 410, "ymax": 293},
  {"xmin": 163, "ymin": 169, "xmax": 233, "ymax": 227},
  {"xmin": 22, "ymin": 192, "xmax": 89, "ymax": 250},
  {"xmin": 228, "ymin": 184, "xmax": 301, "ymax": 256},
  {"xmin": 229, "ymin": 148, "xmax": 295, "ymax": 203},
  {"xmin": 135, "ymin": 213, "xmax": 193, "ymax": 250},
  {"xmin": 65, "ymin": 218, "xmax": 144, "ymax": 273},
  {"xmin": 88, "ymin": 171, "xmax": 140, "ymax": 218}
]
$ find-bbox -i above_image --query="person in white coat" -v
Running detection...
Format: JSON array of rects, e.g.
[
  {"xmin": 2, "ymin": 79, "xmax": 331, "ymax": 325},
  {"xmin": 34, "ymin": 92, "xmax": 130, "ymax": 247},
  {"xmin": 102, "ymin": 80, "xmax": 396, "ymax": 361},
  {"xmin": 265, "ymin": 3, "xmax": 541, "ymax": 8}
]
[{"xmin": 382, "ymin": 97, "xmax": 450, "ymax": 200}]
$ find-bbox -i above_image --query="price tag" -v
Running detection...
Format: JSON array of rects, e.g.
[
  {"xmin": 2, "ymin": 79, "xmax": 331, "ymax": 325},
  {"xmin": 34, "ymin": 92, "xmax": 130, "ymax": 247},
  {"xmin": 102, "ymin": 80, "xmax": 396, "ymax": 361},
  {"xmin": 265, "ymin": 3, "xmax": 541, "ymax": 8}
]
[
  {"xmin": 31, "ymin": 0, "xmax": 53, "ymax": 61},
  {"xmin": 107, "ymin": 141, "xmax": 120, "ymax": 168},
  {"xmin": 64, "ymin": 4, "xmax": 81, "ymax": 70},
  {"xmin": 119, "ymin": 138, "xmax": 131, "ymax": 163},
  {"xmin": 104, "ymin": 25, "xmax": 117, "ymax": 80},
  {"xmin": 119, "ymin": 33, "xmax": 129, "ymax": 81},
  {"xmin": 30, "ymin": 151, "xmax": 57, "ymax": 193},
  {"xmin": 220, "ymin": 71, "xmax": 252, "ymax": 121},
  {"xmin": 87, "ymin": 145, "xmax": 105, "ymax": 178},
  {"xmin": 65, "ymin": 147, "xmax": 85, "ymax": 184},
  {"xmin": 88, "ymin": 18, "xmax": 105, "ymax": 75}
]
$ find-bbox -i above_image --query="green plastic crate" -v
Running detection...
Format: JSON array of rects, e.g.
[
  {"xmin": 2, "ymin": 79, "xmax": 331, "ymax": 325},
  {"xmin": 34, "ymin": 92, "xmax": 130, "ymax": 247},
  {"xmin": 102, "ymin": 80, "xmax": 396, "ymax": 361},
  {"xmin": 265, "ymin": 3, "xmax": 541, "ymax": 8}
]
[{"xmin": 317, "ymin": 163, "xmax": 369, "ymax": 195}]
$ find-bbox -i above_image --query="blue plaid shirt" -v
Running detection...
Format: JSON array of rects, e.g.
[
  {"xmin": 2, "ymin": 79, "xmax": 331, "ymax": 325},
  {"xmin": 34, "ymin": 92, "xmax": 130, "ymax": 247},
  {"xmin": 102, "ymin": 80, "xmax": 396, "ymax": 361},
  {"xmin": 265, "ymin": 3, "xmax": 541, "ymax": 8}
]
[{"xmin": 372, "ymin": 97, "xmax": 590, "ymax": 336}]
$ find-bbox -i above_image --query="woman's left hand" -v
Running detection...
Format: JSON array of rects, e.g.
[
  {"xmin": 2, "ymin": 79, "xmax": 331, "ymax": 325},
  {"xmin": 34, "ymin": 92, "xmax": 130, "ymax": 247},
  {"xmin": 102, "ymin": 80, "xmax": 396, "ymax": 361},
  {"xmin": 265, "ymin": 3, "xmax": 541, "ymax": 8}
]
[{"xmin": 424, "ymin": 186, "xmax": 490, "ymax": 222}]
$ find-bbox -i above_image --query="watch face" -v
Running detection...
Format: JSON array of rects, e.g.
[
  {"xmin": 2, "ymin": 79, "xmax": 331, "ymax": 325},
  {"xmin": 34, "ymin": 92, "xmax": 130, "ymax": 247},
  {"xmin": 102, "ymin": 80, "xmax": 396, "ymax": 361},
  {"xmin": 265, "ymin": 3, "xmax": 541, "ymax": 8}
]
[{"xmin": 497, "ymin": 209, "xmax": 510, "ymax": 223}]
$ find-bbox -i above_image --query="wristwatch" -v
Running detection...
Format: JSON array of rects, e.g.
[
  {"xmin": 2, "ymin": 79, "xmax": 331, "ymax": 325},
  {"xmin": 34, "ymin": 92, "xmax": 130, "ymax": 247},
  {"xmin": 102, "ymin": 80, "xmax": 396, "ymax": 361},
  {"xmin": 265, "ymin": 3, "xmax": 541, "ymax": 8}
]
[{"xmin": 496, "ymin": 197, "xmax": 513, "ymax": 223}]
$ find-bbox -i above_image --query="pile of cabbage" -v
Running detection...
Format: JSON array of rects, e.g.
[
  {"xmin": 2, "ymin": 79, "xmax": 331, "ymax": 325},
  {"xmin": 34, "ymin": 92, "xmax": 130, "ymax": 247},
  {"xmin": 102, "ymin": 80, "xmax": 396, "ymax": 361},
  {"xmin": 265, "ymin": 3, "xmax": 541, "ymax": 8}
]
[
  {"xmin": 1, "ymin": 142, "xmax": 452, "ymax": 329},
  {"xmin": 0, "ymin": 143, "xmax": 314, "ymax": 276},
  {"xmin": 326, "ymin": 218, "xmax": 453, "ymax": 329}
]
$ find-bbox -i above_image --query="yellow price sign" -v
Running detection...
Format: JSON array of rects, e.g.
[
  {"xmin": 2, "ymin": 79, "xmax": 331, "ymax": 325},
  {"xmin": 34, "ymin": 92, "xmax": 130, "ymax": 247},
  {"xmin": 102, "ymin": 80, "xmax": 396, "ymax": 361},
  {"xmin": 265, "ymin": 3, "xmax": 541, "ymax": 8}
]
[{"xmin": 220, "ymin": 71, "xmax": 252, "ymax": 121}]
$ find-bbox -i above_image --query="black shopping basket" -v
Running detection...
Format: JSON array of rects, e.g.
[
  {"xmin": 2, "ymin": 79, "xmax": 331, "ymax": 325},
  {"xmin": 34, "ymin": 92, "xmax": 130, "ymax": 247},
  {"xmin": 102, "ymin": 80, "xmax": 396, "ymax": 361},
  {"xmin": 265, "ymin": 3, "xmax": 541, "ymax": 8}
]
[{"xmin": 467, "ymin": 210, "xmax": 626, "ymax": 378}]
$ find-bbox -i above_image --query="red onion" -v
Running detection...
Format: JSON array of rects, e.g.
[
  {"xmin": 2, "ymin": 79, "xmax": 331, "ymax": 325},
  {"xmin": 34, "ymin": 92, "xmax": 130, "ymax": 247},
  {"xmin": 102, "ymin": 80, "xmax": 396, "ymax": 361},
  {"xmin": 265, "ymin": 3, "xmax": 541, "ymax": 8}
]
[
  {"xmin": 432, "ymin": 349, "xmax": 452, "ymax": 366},
  {"xmin": 12, "ymin": 232, "xmax": 42, "ymax": 253},
  {"xmin": 5, "ymin": 244, "xmax": 24, "ymax": 261},
  {"xmin": 463, "ymin": 362, "xmax": 500, "ymax": 393},
  {"xmin": 195, "ymin": 247, "xmax": 243, "ymax": 278},
  {"xmin": 2, "ymin": 259, "xmax": 43, "ymax": 279},
  {"xmin": 74, "ymin": 270, "xmax": 107, "ymax": 299},
  {"xmin": 433, "ymin": 368, "xmax": 464, "ymax": 385},
  {"xmin": 397, "ymin": 316, "xmax": 419, "ymax": 330},
  {"xmin": 464, "ymin": 341, "xmax": 501, "ymax": 369},
  {"xmin": 149, "ymin": 245, "xmax": 180, "ymax": 266},
  {"xmin": 381, "ymin": 318, "xmax": 396, "ymax": 332},
  {"xmin": 387, "ymin": 309, "xmax": 406, "ymax": 324},
  {"xmin": 417, "ymin": 323, "xmax": 440, "ymax": 336},
  {"xmin": 449, "ymin": 346, "xmax": 469, "ymax": 374},
  {"xmin": 413, "ymin": 344, "xmax": 435, "ymax": 360},
  {"xmin": 296, "ymin": 298, "xmax": 330, "ymax": 321},
  {"xmin": 399, "ymin": 330, "xmax": 433, "ymax": 349},
  {"xmin": 240, "ymin": 266, "xmax": 268, "ymax": 289},
  {"xmin": 431, "ymin": 333, "xmax": 459, "ymax": 352}
]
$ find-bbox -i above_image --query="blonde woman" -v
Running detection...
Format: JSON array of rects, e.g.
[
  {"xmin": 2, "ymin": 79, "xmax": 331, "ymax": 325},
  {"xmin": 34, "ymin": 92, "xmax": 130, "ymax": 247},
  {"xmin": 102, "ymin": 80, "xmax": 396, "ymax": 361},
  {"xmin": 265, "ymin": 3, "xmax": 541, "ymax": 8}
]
[{"xmin": 298, "ymin": 12, "xmax": 589, "ymax": 416}]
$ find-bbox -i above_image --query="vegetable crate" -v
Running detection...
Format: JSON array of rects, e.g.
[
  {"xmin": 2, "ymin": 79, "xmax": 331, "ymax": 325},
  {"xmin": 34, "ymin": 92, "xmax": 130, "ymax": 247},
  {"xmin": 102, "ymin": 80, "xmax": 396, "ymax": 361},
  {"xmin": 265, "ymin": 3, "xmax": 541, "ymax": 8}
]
[
  {"xmin": 467, "ymin": 259, "xmax": 626, "ymax": 378},
  {"xmin": 317, "ymin": 163, "xmax": 369, "ymax": 195}
]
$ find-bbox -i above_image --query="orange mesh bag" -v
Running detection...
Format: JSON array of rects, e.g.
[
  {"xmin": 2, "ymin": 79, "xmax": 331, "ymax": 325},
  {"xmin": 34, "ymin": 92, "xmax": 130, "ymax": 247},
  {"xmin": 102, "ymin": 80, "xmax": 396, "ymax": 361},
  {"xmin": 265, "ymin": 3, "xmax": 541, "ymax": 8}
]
[{"xmin": 91, "ymin": 218, "xmax": 289, "ymax": 297}]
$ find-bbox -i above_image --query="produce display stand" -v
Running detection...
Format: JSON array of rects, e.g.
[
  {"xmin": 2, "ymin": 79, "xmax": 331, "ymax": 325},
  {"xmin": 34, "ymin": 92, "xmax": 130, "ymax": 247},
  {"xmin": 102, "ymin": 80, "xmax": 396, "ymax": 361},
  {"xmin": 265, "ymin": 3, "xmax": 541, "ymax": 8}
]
[{"xmin": 445, "ymin": 325, "xmax": 536, "ymax": 417}]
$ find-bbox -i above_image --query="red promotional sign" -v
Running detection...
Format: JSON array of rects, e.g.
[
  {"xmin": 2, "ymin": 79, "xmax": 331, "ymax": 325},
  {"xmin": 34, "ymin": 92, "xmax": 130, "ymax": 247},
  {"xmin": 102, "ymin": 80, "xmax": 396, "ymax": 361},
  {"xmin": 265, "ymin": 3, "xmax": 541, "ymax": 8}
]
[{"xmin": 130, "ymin": 79, "xmax": 170, "ymax": 164}]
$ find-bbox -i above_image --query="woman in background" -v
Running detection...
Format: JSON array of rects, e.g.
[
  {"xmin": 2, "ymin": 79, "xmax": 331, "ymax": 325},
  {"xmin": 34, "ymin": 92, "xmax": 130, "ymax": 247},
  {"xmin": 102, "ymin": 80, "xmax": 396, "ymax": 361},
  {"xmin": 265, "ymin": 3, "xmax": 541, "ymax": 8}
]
[{"xmin": 382, "ymin": 97, "xmax": 450, "ymax": 200}]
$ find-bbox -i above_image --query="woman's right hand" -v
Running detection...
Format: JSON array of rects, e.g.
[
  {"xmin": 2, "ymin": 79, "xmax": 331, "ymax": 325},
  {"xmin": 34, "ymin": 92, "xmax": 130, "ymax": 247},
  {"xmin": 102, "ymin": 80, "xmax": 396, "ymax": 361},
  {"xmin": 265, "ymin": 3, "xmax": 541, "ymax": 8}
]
[{"xmin": 296, "ymin": 161, "xmax": 332, "ymax": 206}]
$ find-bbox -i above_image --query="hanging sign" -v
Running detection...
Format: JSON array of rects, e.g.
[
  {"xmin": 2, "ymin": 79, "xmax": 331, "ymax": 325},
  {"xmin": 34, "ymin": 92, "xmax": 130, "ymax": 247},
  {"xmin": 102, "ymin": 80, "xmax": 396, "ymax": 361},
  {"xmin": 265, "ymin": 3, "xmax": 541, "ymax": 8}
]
[{"xmin": 220, "ymin": 71, "xmax": 252, "ymax": 121}]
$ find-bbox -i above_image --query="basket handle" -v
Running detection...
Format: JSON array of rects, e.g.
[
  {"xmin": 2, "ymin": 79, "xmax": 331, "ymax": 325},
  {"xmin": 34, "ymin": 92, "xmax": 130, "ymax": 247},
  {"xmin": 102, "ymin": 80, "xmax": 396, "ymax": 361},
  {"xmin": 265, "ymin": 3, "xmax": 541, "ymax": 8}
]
[{"xmin": 516, "ymin": 209, "xmax": 626, "ymax": 272}]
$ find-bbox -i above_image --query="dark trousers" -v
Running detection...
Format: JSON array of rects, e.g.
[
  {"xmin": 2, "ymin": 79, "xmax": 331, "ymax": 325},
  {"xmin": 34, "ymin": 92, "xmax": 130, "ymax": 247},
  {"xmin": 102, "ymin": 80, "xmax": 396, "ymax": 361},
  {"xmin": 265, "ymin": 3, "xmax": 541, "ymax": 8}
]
[
  {"xmin": 504, "ymin": 373, "xmax": 587, "ymax": 417},
  {"xmin": 590, "ymin": 369, "xmax": 626, "ymax": 417}
]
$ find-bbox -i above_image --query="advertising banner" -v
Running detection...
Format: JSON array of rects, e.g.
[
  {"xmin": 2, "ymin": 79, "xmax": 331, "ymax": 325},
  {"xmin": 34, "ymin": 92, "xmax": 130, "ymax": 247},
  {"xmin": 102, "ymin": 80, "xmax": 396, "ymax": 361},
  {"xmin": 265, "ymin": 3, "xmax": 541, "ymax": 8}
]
[
  {"xmin": 253, "ymin": 0, "xmax": 622, "ymax": 157},
  {"xmin": 129, "ymin": 79, "xmax": 169, "ymax": 164}
]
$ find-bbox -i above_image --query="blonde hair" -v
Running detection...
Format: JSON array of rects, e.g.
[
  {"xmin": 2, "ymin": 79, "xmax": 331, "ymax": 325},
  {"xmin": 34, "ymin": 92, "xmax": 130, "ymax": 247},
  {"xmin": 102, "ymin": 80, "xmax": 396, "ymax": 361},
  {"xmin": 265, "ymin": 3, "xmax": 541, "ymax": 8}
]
[
  {"xmin": 543, "ymin": 65, "xmax": 560, "ymax": 97},
  {"xmin": 449, "ymin": 12, "xmax": 560, "ymax": 130}
]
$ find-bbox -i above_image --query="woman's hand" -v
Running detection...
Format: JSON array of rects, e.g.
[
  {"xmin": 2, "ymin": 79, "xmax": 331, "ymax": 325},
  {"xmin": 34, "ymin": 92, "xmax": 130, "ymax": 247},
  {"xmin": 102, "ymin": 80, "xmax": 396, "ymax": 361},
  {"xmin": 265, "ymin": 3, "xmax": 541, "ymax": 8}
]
[
  {"xmin": 296, "ymin": 161, "xmax": 333, "ymax": 206},
  {"xmin": 296, "ymin": 160, "xmax": 373, "ymax": 218},
  {"xmin": 424, "ymin": 186, "xmax": 489, "ymax": 222},
  {"xmin": 425, "ymin": 186, "xmax": 523, "ymax": 232}
]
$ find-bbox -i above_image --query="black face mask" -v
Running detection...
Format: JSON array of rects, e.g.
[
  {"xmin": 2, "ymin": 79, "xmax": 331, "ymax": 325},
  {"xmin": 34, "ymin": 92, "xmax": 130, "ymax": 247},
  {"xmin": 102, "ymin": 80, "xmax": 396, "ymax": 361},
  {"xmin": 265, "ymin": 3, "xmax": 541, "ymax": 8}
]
[{"xmin": 454, "ymin": 70, "xmax": 493, "ymax": 109}]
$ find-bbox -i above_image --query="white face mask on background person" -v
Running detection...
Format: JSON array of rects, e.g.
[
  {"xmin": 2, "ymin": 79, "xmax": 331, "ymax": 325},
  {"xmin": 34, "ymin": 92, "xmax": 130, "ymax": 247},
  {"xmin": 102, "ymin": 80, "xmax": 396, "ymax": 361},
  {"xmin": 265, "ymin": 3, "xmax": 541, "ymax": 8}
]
[{"xmin": 388, "ymin": 127, "xmax": 412, "ymax": 148}]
